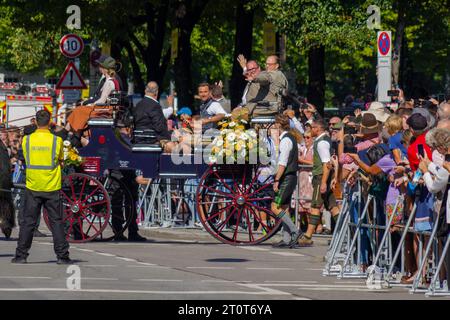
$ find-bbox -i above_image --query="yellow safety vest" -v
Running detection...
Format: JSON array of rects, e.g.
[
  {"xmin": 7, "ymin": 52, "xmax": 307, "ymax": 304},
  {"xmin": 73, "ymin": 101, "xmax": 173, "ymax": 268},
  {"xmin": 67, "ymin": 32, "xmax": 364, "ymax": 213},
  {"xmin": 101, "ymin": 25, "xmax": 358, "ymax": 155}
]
[{"xmin": 22, "ymin": 129, "xmax": 63, "ymax": 192}]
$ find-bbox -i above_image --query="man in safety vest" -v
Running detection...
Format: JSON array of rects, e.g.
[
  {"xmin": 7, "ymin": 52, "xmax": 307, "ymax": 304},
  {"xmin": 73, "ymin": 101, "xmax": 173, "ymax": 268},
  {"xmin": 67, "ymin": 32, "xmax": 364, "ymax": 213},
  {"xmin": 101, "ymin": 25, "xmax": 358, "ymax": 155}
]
[{"xmin": 12, "ymin": 110, "xmax": 71, "ymax": 264}]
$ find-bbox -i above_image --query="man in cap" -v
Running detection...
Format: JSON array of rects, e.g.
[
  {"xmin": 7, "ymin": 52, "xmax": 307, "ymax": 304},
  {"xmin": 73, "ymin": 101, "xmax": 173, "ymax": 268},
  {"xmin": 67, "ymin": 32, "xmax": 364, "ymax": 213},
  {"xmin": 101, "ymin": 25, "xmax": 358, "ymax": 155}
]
[
  {"xmin": 407, "ymin": 113, "xmax": 433, "ymax": 172},
  {"xmin": 412, "ymin": 107, "xmax": 436, "ymax": 129}
]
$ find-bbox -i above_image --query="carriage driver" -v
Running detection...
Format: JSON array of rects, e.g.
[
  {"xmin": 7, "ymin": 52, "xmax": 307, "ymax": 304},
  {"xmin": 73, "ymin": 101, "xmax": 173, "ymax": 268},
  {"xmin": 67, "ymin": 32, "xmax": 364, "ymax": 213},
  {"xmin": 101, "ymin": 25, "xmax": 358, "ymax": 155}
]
[
  {"xmin": 271, "ymin": 114, "xmax": 303, "ymax": 248},
  {"xmin": 12, "ymin": 110, "xmax": 72, "ymax": 264}
]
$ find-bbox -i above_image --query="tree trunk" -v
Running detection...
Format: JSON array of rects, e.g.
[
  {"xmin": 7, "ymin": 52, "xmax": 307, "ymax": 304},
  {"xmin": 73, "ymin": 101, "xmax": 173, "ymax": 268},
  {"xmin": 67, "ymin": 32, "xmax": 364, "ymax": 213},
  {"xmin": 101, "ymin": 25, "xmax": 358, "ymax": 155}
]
[
  {"xmin": 174, "ymin": 26, "xmax": 194, "ymax": 108},
  {"xmin": 307, "ymin": 45, "xmax": 326, "ymax": 115},
  {"xmin": 229, "ymin": 0, "xmax": 254, "ymax": 108},
  {"xmin": 173, "ymin": 0, "xmax": 210, "ymax": 109},
  {"xmin": 123, "ymin": 40, "xmax": 145, "ymax": 95},
  {"xmin": 393, "ymin": 0, "xmax": 406, "ymax": 88},
  {"xmin": 111, "ymin": 40, "xmax": 128, "ymax": 92},
  {"xmin": 145, "ymin": 1, "xmax": 169, "ymax": 86}
]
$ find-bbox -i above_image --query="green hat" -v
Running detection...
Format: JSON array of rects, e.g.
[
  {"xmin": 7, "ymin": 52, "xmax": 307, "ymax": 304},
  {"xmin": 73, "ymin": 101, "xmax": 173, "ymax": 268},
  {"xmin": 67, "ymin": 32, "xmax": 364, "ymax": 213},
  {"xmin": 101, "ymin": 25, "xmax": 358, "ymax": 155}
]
[{"xmin": 98, "ymin": 56, "xmax": 116, "ymax": 70}]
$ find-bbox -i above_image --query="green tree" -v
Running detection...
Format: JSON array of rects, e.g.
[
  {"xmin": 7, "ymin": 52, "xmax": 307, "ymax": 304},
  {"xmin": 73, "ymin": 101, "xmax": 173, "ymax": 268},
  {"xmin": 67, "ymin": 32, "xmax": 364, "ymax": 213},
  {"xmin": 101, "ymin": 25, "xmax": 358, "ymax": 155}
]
[{"xmin": 255, "ymin": 0, "xmax": 391, "ymax": 113}]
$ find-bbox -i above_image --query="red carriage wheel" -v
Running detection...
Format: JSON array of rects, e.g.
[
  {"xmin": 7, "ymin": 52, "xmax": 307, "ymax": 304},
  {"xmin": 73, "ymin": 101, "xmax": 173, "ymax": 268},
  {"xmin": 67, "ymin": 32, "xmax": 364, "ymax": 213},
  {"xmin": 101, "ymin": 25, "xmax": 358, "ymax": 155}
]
[
  {"xmin": 196, "ymin": 164, "xmax": 282, "ymax": 245},
  {"xmin": 43, "ymin": 173, "xmax": 111, "ymax": 243}
]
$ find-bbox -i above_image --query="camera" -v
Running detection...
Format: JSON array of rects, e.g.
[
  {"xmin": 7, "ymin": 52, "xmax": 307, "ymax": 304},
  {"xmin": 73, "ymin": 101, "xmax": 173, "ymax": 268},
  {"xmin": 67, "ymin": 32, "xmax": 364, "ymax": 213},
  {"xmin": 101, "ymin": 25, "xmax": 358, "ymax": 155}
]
[{"xmin": 387, "ymin": 90, "xmax": 400, "ymax": 97}]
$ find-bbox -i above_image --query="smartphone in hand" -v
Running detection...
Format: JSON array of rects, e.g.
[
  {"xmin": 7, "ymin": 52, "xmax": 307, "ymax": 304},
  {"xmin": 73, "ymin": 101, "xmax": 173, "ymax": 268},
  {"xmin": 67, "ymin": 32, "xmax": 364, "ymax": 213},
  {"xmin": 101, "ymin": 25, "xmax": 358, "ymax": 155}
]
[{"xmin": 417, "ymin": 144, "xmax": 425, "ymax": 158}]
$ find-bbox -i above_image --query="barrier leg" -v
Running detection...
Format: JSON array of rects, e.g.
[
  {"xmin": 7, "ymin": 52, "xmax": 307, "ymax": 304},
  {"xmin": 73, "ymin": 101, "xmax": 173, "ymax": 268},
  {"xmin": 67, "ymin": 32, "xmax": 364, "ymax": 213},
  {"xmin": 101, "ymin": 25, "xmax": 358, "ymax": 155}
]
[
  {"xmin": 137, "ymin": 181, "xmax": 152, "ymax": 227},
  {"xmin": 338, "ymin": 195, "xmax": 373, "ymax": 279},
  {"xmin": 325, "ymin": 191, "xmax": 349, "ymax": 259},
  {"xmin": 367, "ymin": 196, "xmax": 403, "ymax": 281},
  {"xmin": 425, "ymin": 233, "xmax": 450, "ymax": 297},
  {"xmin": 322, "ymin": 191, "xmax": 353, "ymax": 276},
  {"xmin": 384, "ymin": 203, "xmax": 417, "ymax": 287},
  {"xmin": 410, "ymin": 220, "xmax": 439, "ymax": 293}
]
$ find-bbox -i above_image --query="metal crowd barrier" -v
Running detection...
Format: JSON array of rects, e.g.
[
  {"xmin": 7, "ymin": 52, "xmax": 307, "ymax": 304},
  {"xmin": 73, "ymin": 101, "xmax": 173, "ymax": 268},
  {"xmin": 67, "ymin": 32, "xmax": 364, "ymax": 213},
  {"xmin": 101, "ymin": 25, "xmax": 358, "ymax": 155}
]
[
  {"xmin": 322, "ymin": 176, "xmax": 450, "ymax": 297},
  {"xmin": 136, "ymin": 165, "xmax": 319, "ymax": 232},
  {"xmin": 137, "ymin": 178, "xmax": 200, "ymax": 229}
]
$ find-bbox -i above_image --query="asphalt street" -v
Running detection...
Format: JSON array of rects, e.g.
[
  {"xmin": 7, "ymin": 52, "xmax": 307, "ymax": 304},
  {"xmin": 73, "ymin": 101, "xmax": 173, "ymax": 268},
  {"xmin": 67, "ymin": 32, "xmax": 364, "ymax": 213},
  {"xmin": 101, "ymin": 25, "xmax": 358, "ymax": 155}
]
[{"xmin": 0, "ymin": 227, "xmax": 446, "ymax": 300}]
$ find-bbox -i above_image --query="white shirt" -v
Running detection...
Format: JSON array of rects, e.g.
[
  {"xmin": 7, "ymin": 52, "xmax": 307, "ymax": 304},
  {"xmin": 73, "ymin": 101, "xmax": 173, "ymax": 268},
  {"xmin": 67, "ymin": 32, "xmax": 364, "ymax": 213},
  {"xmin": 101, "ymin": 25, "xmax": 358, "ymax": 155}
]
[
  {"xmin": 94, "ymin": 77, "xmax": 115, "ymax": 105},
  {"xmin": 205, "ymin": 101, "xmax": 226, "ymax": 117},
  {"xmin": 315, "ymin": 132, "xmax": 331, "ymax": 163},
  {"xmin": 423, "ymin": 162, "xmax": 449, "ymax": 194},
  {"xmin": 278, "ymin": 131, "xmax": 293, "ymax": 167},
  {"xmin": 241, "ymin": 82, "xmax": 251, "ymax": 105},
  {"xmin": 162, "ymin": 107, "xmax": 173, "ymax": 119}
]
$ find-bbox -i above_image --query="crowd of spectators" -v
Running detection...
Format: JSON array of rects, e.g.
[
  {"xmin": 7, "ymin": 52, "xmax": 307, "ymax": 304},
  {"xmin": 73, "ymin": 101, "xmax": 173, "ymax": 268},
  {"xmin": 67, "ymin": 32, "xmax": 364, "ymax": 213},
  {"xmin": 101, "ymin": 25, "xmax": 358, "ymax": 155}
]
[{"xmin": 284, "ymin": 93, "xmax": 450, "ymax": 283}]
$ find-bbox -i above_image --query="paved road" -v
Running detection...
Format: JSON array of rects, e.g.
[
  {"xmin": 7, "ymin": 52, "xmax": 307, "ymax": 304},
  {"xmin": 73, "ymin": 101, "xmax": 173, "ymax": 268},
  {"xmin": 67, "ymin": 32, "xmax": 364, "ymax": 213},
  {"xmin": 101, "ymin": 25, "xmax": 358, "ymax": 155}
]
[{"xmin": 0, "ymin": 228, "xmax": 445, "ymax": 300}]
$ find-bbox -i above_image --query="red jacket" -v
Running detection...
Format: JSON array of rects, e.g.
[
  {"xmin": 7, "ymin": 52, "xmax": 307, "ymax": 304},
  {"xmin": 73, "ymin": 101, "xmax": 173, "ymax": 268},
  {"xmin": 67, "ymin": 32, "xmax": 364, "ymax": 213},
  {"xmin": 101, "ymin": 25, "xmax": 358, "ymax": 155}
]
[{"xmin": 407, "ymin": 132, "xmax": 433, "ymax": 172}]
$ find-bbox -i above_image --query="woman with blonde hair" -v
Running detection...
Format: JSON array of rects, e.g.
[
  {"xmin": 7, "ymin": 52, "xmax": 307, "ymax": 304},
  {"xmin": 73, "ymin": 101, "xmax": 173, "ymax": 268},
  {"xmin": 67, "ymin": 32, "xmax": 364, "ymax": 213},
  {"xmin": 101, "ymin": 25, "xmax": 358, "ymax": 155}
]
[{"xmin": 66, "ymin": 56, "xmax": 120, "ymax": 134}]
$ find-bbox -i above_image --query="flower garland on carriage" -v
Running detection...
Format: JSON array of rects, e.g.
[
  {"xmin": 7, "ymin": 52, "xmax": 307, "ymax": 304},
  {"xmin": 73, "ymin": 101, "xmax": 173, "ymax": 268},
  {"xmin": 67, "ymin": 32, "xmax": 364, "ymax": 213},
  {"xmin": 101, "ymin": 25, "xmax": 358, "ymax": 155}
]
[
  {"xmin": 208, "ymin": 108, "xmax": 270, "ymax": 165},
  {"xmin": 62, "ymin": 140, "xmax": 84, "ymax": 174}
]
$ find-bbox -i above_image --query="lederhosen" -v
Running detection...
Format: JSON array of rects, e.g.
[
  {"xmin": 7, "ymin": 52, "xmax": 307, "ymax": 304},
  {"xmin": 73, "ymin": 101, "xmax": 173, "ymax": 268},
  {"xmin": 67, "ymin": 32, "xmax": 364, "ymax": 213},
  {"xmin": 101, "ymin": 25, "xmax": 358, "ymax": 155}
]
[{"xmin": 311, "ymin": 133, "xmax": 336, "ymax": 210}]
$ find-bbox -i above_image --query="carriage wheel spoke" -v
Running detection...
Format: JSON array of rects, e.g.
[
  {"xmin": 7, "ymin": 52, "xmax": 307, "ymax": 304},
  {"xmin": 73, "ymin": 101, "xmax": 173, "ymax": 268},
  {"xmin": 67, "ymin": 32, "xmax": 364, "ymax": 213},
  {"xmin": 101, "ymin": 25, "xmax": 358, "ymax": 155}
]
[
  {"xmin": 81, "ymin": 185, "xmax": 101, "ymax": 205},
  {"xmin": 246, "ymin": 197, "xmax": 273, "ymax": 202},
  {"xmin": 204, "ymin": 203, "xmax": 234, "ymax": 222},
  {"xmin": 80, "ymin": 212, "xmax": 100, "ymax": 234},
  {"xmin": 212, "ymin": 170, "xmax": 235, "ymax": 194},
  {"xmin": 68, "ymin": 175, "xmax": 77, "ymax": 201},
  {"xmin": 231, "ymin": 169, "xmax": 243, "ymax": 194},
  {"xmin": 242, "ymin": 207, "xmax": 255, "ymax": 242},
  {"xmin": 247, "ymin": 183, "xmax": 272, "ymax": 198},
  {"xmin": 243, "ymin": 165, "xmax": 261, "ymax": 194},
  {"xmin": 61, "ymin": 190, "xmax": 73, "ymax": 204},
  {"xmin": 246, "ymin": 204, "xmax": 271, "ymax": 234},
  {"xmin": 249, "ymin": 203, "xmax": 279, "ymax": 221},
  {"xmin": 63, "ymin": 211, "xmax": 74, "ymax": 222},
  {"xmin": 202, "ymin": 185, "xmax": 234, "ymax": 198},
  {"xmin": 232, "ymin": 208, "xmax": 243, "ymax": 242},
  {"xmin": 78, "ymin": 177, "xmax": 88, "ymax": 201},
  {"xmin": 84, "ymin": 200, "xmax": 108, "ymax": 209},
  {"xmin": 84, "ymin": 208, "xmax": 107, "ymax": 218},
  {"xmin": 217, "ymin": 207, "xmax": 237, "ymax": 234}
]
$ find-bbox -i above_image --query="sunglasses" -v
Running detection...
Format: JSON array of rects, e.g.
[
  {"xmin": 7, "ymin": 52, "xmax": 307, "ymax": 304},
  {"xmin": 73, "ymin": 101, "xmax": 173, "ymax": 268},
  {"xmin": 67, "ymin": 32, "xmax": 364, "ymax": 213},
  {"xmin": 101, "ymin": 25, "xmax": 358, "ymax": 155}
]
[{"xmin": 305, "ymin": 136, "xmax": 312, "ymax": 139}]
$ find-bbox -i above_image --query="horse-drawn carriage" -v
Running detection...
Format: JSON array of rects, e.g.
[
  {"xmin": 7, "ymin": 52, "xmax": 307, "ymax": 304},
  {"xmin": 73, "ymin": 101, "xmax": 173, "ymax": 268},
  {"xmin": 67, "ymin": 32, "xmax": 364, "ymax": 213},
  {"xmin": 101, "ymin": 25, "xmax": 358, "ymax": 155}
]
[{"xmin": 42, "ymin": 99, "xmax": 283, "ymax": 246}]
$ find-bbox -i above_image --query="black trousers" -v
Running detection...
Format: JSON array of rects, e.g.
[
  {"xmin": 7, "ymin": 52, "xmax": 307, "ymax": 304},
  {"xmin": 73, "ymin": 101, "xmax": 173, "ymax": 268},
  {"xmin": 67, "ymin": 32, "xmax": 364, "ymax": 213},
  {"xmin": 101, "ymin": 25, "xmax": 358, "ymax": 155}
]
[
  {"xmin": 16, "ymin": 189, "xmax": 69, "ymax": 259},
  {"xmin": 111, "ymin": 170, "xmax": 139, "ymax": 236}
]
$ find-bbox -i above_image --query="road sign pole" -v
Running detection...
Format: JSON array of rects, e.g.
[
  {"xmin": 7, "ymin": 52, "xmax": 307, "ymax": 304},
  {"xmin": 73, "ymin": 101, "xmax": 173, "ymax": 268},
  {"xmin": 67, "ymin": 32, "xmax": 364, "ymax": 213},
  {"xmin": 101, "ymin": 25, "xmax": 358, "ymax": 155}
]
[{"xmin": 377, "ymin": 31, "xmax": 392, "ymax": 103}]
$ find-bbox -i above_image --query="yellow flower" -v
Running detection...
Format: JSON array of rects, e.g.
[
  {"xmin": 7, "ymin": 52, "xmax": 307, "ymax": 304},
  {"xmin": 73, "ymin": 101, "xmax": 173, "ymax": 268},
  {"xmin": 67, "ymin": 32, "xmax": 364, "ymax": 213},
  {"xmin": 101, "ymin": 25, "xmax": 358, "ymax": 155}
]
[
  {"xmin": 221, "ymin": 123, "xmax": 228, "ymax": 128},
  {"xmin": 235, "ymin": 144, "xmax": 242, "ymax": 151},
  {"xmin": 70, "ymin": 154, "xmax": 78, "ymax": 161},
  {"xmin": 225, "ymin": 149, "xmax": 233, "ymax": 156},
  {"xmin": 248, "ymin": 142, "xmax": 254, "ymax": 149},
  {"xmin": 236, "ymin": 125, "xmax": 245, "ymax": 131}
]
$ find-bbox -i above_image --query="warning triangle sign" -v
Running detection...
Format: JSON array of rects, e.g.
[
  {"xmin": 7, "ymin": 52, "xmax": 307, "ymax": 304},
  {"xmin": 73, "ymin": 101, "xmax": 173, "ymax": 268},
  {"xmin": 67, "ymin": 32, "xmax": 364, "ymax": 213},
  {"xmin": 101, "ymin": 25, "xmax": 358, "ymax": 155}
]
[{"xmin": 56, "ymin": 61, "xmax": 87, "ymax": 90}]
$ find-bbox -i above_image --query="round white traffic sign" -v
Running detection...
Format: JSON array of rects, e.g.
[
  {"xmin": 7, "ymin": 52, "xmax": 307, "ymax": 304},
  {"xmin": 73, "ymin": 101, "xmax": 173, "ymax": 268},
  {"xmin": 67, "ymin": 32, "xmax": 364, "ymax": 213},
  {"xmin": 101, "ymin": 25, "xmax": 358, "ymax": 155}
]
[{"xmin": 59, "ymin": 34, "xmax": 84, "ymax": 58}]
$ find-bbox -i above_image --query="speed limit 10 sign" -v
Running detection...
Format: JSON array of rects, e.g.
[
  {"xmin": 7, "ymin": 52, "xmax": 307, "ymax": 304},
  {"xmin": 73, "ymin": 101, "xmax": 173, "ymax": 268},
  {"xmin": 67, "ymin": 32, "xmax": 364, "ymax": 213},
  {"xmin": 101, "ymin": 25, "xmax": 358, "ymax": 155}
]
[{"xmin": 60, "ymin": 34, "xmax": 84, "ymax": 58}]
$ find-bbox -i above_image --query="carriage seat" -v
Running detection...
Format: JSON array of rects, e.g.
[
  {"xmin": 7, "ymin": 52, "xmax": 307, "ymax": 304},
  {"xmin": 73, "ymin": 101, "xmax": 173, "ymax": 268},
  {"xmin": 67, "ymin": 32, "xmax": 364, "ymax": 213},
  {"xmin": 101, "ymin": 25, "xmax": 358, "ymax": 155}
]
[{"xmin": 131, "ymin": 129, "xmax": 162, "ymax": 152}]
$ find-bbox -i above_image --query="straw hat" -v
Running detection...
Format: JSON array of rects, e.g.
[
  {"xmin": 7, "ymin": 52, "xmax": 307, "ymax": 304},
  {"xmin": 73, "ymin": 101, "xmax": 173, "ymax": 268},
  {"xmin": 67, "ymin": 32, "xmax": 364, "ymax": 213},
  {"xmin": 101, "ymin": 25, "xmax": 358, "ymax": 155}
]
[{"xmin": 363, "ymin": 102, "xmax": 391, "ymax": 123}]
